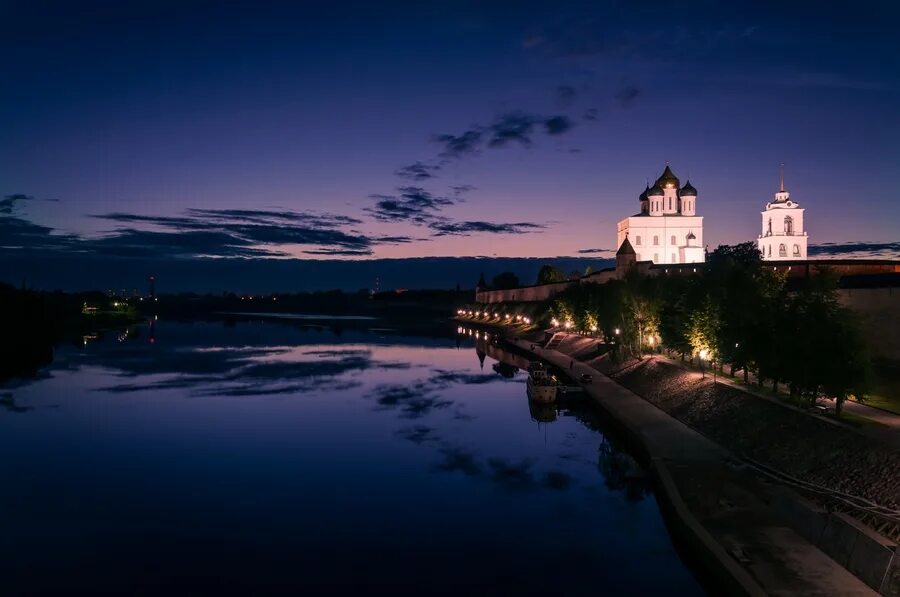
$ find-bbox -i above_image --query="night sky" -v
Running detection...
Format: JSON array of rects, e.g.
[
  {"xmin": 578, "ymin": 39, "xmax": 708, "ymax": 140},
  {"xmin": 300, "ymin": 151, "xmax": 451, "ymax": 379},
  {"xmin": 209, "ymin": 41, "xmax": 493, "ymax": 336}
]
[{"xmin": 2, "ymin": 1, "xmax": 899, "ymax": 290}]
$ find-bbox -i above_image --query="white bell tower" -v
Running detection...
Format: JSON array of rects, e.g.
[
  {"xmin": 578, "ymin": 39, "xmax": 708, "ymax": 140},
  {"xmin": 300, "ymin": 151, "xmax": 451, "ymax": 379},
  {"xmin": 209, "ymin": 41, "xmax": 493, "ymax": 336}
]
[{"xmin": 759, "ymin": 165, "xmax": 807, "ymax": 261}]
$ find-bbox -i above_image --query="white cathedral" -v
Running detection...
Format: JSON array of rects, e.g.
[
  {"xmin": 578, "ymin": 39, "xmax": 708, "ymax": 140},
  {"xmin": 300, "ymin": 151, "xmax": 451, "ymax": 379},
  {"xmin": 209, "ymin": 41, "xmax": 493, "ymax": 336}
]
[
  {"xmin": 616, "ymin": 165, "xmax": 705, "ymax": 264},
  {"xmin": 758, "ymin": 168, "xmax": 807, "ymax": 260}
]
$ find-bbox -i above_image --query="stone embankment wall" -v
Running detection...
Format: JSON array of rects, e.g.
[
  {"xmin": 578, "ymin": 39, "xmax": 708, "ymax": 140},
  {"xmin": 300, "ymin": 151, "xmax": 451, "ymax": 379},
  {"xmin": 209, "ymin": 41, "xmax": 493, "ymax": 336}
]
[{"xmin": 546, "ymin": 333, "xmax": 900, "ymax": 593}]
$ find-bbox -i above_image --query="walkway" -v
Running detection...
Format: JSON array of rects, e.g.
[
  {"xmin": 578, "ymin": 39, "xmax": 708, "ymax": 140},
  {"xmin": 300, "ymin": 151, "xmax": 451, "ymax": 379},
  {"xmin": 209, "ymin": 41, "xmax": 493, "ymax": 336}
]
[{"xmin": 502, "ymin": 334, "xmax": 877, "ymax": 596}]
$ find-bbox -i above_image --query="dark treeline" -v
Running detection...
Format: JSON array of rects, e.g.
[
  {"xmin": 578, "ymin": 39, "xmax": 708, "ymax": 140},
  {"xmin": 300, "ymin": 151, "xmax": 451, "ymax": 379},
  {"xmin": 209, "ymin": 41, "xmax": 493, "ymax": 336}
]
[
  {"xmin": 546, "ymin": 243, "xmax": 869, "ymax": 414},
  {"xmin": 0, "ymin": 283, "xmax": 140, "ymax": 380},
  {"xmin": 144, "ymin": 288, "xmax": 473, "ymax": 321}
]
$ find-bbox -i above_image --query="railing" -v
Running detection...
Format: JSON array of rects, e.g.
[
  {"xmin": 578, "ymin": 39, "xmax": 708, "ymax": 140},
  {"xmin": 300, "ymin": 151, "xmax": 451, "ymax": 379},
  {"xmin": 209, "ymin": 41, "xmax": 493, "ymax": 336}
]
[{"xmin": 743, "ymin": 457, "xmax": 900, "ymax": 543}]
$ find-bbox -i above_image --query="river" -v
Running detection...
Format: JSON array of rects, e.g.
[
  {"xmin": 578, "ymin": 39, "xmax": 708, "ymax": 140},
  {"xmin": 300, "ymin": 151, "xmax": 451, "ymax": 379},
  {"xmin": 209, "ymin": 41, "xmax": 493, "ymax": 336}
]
[{"xmin": 0, "ymin": 319, "xmax": 704, "ymax": 594}]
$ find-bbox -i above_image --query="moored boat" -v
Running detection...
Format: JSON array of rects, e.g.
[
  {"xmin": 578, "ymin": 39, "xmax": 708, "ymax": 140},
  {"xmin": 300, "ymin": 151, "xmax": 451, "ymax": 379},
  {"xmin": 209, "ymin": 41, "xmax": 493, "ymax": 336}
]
[{"xmin": 526, "ymin": 361, "xmax": 558, "ymax": 403}]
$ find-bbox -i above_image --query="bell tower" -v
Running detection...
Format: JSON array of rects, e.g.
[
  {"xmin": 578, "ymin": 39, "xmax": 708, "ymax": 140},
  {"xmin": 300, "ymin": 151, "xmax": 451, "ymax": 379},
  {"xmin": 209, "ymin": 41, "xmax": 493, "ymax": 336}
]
[{"xmin": 759, "ymin": 165, "xmax": 807, "ymax": 261}]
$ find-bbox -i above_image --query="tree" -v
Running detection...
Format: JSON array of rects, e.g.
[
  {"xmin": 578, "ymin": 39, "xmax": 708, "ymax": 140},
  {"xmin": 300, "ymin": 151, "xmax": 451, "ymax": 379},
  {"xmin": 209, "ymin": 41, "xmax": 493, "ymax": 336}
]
[
  {"xmin": 491, "ymin": 272, "xmax": 520, "ymax": 290},
  {"xmin": 536, "ymin": 265, "xmax": 567, "ymax": 285},
  {"xmin": 476, "ymin": 273, "xmax": 487, "ymax": 289}
]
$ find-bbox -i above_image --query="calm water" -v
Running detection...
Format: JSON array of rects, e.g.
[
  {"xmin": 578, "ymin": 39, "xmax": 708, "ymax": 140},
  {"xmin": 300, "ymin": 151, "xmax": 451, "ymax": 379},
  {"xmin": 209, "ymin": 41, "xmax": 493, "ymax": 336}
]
[{"xmin": 0, "ymin": 320, "xmax": 703, "ymax": 595}]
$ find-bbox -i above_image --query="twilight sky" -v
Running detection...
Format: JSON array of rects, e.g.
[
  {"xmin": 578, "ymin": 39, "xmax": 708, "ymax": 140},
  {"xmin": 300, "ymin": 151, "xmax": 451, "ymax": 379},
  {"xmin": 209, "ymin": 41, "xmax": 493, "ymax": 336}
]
[{"xmin": 2, "ymin": 0, "xmax": 900, "ymax": 289}]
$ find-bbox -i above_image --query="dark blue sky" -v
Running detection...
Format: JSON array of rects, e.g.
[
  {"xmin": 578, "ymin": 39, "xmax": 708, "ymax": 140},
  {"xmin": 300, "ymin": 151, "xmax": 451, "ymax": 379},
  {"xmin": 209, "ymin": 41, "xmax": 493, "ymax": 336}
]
[{"xmin": 2, "ymin": 0, "xmax": 899, "ymax": 289}]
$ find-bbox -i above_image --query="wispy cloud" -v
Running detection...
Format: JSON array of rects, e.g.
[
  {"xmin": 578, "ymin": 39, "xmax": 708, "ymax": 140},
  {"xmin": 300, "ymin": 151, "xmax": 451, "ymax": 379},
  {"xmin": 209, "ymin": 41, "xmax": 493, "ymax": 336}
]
[
  {"xmin": 809, "ymin": 241, "xmax": 900, "ymax": 258},
  {"xmin": 433, "ymin": 110, "xmax": 576, "ymax": 159},
  {"xmin": 395, "ymin": 161, "xmax": 442, "ymax": 181},
  {"xmin": 429, "ymin": 220, "xmax": 545, "ymax": 236},
  {"xmin": 364, "ymin": 187, "xmax": 456, "ymax": 224}
]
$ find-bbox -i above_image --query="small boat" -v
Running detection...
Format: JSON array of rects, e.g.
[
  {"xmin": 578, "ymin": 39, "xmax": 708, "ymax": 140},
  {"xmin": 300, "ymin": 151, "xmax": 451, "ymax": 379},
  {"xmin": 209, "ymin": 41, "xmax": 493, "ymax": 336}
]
[{"xmin": 526, "ymin": 362, "xmax": 558, "ymax": 403}]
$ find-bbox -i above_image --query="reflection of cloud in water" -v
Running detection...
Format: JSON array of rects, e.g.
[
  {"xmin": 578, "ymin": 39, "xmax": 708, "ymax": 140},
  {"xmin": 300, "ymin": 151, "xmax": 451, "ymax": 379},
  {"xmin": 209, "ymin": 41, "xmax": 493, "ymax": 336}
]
[
  {"xmin": 96, "ymin": 345, "xmax": 402, "ymax": 397},
  {"xmin": 0, "ymin": 393, "xmax": 34, "ymax": 413},
  {"xmin": 433, "ymin": 446, "xmax": 483, "ymax": 477},
  {"xmin": 395, "ymin": 425, "xmax": 438, "ymax": 445},
  {"xmin": 427, "ymin": 443, "xmax": 575, "ymax": 494},
  {"xmin": 370, "ymin": 385, "xmax": 453, "ymax": 418},
  {"xmin": 368, "ymin": 367, "xmax": 512, "ymax": 419}
]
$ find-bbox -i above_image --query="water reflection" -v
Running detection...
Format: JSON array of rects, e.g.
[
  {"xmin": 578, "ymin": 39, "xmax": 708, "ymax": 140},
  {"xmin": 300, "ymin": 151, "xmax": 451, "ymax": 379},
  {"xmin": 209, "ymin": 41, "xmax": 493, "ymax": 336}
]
[{"xmin": 0, "ymin": 320, "xmax": 700, "ymax": 595}]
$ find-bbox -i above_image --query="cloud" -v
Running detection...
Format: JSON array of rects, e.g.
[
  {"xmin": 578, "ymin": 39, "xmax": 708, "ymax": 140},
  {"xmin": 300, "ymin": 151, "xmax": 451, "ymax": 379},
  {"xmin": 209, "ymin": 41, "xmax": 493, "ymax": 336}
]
[
  {"xmin": 4, "ymin": 202, "xmax": 398, "ymax": 259},
  {"xmin": 433, "ymin": 129, "xmax": 484, "ymax": 158},
  {"xmin": 808, "ymin": 241, "xmax": 900, "ymax": 258},
  {"xmin": 577, "ymin": 248, "xmax": 613, "ymax": 254},
  {"xmin": 302, "ymin": 248, "xmax": 373, "ymax": 256},
  {"xmin": 544, "ymin": 115, "xmax": 574, "ymax": 135},
  {"xmin": 556, "ymin": 85, "xmax": 576, "ymax": 107},
  {"xmin": 429, "ymin": 220, "xmax": 545, "ymax": 236},
  {"xmin": 395, "ymin": 161, "xmax": 441, "ymax": 181},
  {"xmin": 364, "ymin": 187, "xmax": 456, "ymax": 224},
  {"xmin": 433, "ymin": 110, "xmax": 576, "ymax": 158},
  {"xmin": 488, "ymin": 112, "xmax": 539, "ymax": 148},
  {"xmin": 615, "ymin": 85, "xmax": 641, "ymax": 107},
  {"xmin": 86, "ymin": 208, "xmax": 376, "ymax": 257},
  {"xmin": 450, "ymin": 184, "xmax": 476, "ymax": 197},
  {"xmin": 0, "ymin": 193, "xmax": 35, "ymax": 215},
  {"xmin": 583, "ymin": 108, "xmax": 599, "ymax": 121}
]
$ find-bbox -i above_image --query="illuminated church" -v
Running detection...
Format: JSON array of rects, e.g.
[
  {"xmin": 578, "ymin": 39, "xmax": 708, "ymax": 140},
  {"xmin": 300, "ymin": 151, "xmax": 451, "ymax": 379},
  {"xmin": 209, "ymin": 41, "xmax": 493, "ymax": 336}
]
[
  {"xmin": 758, "ymin": 168, "xmax": 807, "ymax": 261},
  {"xmin": 616, "ymin": 165, "xmax": 705, "ymax": 265}
]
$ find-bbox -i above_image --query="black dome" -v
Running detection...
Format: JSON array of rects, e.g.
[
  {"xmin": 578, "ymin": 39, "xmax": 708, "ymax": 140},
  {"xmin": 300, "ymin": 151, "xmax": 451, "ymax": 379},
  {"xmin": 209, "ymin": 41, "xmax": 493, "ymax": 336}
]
[{"xmin": 680, "ymin": 180, "xmax": 697, "ymax": 196}]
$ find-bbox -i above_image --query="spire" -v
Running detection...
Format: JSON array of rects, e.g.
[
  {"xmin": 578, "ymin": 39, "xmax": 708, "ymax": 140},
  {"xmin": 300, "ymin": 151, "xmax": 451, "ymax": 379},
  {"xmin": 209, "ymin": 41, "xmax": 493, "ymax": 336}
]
[{"xmin": 779, "ymin": 163, "xmax": 785, "ymax": 192}]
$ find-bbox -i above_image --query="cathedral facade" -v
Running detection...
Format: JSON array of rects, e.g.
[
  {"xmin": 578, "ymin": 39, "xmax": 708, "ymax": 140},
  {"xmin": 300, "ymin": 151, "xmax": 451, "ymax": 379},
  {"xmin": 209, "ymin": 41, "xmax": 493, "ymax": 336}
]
[{"xmin": 616, "ymin": 165, "xmax": 705, "ymax": 265}]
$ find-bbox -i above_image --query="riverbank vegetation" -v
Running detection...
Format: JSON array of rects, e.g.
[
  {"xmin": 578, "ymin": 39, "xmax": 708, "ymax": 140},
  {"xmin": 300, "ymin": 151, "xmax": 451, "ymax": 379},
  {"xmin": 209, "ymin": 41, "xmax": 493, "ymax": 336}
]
[
  {"xmin": 0, "ymin": 283, "xmax": 141, "ymax": 380},
  {"xmin": 464, "ymin": 243, "xmax": 871, "ymax": 416}
]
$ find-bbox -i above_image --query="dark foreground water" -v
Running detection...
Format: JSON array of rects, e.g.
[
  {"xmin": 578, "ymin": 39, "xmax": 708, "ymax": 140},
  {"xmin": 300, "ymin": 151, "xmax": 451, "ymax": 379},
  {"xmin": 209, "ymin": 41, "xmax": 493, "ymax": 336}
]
[{"xmin": 0, "ymin": 320, "xmax": 703, "ymax": 595}]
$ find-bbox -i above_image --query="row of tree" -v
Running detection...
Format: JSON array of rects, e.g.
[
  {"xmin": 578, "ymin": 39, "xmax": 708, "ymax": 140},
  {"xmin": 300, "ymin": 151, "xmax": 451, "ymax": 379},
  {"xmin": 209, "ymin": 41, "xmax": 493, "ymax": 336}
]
[{"xmin": 547, "ymin": 243, "xmax": 869, "ymax": 414}]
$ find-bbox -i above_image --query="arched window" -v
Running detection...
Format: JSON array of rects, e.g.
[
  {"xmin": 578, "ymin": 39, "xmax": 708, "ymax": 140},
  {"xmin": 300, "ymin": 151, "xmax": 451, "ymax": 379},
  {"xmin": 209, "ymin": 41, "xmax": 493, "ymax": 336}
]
[
  {"xmin": 784, "ymin": 215, "xmax": 794, "ymax": 235},
  {"xmin": 635, "ymin": 235, "xmax": 642, "ymax": 246},
  {"xmin": 653, "ymin": 235, "xmax": 659, "ymax": 245},
  {"xmin": 653, "ymin": 253, "xmax": 659, "ymax": 263},
  {"xmin": 767, "ymin": 245, "xmax": 771, "ymax": 256},
  {"xmin": 670, "ymin": 235, "xmax": 676, "ymax": 245},
  {"xmin": 779, "ymin": 243, "xmax": 787, "ymax": 257},
  {"xmin": 793, "ymin": 244, "xmax": 801, "ymax": 256},
  {"xmin": 767, "ymin": 218, "xmax": 772, "ymax": 236}
]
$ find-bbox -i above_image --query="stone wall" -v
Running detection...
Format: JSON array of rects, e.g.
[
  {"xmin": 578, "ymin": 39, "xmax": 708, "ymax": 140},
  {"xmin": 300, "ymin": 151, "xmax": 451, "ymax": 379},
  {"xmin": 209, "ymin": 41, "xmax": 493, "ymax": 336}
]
[
  {"xmin": 839, "ymin": 287, "xmax": 900, "ymax": 361},
  {"xmin": 475, "ymin": 280, "xmax": 574, "ymax": 304}
]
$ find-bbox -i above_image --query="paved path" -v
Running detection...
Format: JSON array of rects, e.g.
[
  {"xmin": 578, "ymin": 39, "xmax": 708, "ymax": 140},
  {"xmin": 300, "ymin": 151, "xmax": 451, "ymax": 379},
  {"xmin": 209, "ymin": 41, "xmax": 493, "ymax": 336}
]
[{"xmin": 502, "ymin": 334, "xmax": 877, "ymax": 596}]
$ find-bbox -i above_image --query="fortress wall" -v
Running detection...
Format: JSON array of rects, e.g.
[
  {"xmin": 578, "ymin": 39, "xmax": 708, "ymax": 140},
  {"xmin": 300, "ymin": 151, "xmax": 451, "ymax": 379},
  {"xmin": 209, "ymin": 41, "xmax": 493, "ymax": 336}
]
[
  {"xmin": 838, "ymin": 287, "xmax": 900, "ymax": 362},
  {"xmin": 475, "ymin": 280, "xmax": 574, "ymax": 304}
]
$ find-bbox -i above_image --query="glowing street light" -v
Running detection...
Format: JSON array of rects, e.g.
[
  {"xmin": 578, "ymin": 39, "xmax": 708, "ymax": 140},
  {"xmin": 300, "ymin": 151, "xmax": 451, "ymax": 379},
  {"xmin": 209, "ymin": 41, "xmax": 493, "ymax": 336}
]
[{"xmin": 614, "ymin": 328, "xmax": 620, "ymax": 336}]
